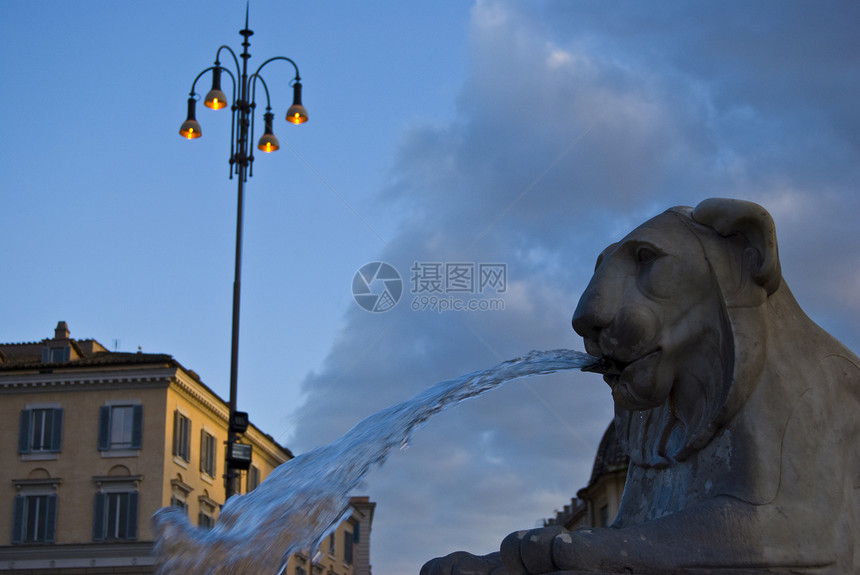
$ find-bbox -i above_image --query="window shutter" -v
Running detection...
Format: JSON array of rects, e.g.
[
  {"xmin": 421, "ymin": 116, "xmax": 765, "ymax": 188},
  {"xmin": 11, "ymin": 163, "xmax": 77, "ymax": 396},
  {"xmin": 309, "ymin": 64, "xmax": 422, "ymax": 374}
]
[
  {"xmin": 51, "ymin": 408, "xmax": 64, "ymax": 452},
  {"xmin": 18, "ymin": 409, "xmax": 31, "ymax": 454},
  {"xmin": 130, "ymin": 404, "xmax": 143, "ymax": 449},
  {"xmin": 200, "ymin": 428, "xmax": 206, "ymax": 472},
  {"xmin": 45, "ymin": 494, "xmax": 58, "ymax": 543},
  {"xmin": 126, "ymin": 492, "xmax": 139, "ymax": 540},
  {"xmin": 12, "ymin": 495, "xmax": 25, "ymax": 544},
  {"xmin": 172, "ymin": 410, "xmax": 180, "ymax": 456},
  {"xmin": 97, "ymin": 406, "xmax": 110, "ymax": 451},
  {"xmin": 181, "ymin": 416, "xmax": 191, "ymax": 461},
  {"xmin": 344, "ymin": 531, "xmax": 354, "ymax": 564},
  {"xmin": 210, "ymin": 435, "xmax": 217, "ymax": 475},
  {"xmin": 93, "ymin": 492, "xmax": 106, "ymax": 541},
  {"xmin": 185, "ymin": 418, "xmax": 191, "ymax": 461}
]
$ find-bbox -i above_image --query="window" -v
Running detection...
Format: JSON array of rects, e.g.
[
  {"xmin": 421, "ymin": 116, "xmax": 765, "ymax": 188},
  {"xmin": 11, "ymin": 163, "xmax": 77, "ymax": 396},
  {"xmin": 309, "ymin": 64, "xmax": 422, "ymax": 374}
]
[
  {"xmin": 98, "ymin": 404, "xmax": 143, "ymax": 452},
  {"xmin": 170, "ymin": 476, "xmax": 192, "ymax": 516},
  {"xmin": 198, "ymin": 496, "xmax": 217, "ymax": 529},
  {"xmin": 12, "ymin": 494, "xmax": 57, "ymax": 544},
  {"xmin": 172, "ymin": 410, "xmax": 191, "ymax": 462},
  {"xmin": 170, "ymin": 495, "xmax": 188, "ymax": 514},
  {"xmin": 247, "ymin": 465, "xmax": 260, "ymax": 492},
  {"xmin": 18, "ymin": 407, "xmax": 63, "ymax": 454},
  {"xmin": 328, "ymin": 532, "xmax": 336, "ymax": 555},
  {"xmin": 198, "ymin": 511, "xmax": 215, "ymax": 529},
  {"xmin": 93, "ymin": 491, "xmax": 138, "ymax": 541},
  {"xmin": 41, "ymin": 346, "xmax": 70, "ymax": 363},
  {"xmin": 200, "ymin": 430, "xmax": 217, "ymax": 477},
  {"xmin": 344, "ymin": 528, "xmax": 354, "ymax": 565}
]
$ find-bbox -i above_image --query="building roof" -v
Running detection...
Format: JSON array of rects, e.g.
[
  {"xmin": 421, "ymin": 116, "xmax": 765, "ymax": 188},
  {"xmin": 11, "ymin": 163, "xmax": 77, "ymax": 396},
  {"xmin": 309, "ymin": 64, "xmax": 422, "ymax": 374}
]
[
  {"xmin": 0, "ymin": 320, "xmax": 175, "ymax": 371},
  {"xmin": 0, "ymin": 321, "xmax": 293, "ymax": 457},
  {"xmin": 0, "ymin": 344, "xmax": 176, "ymax": 370}
]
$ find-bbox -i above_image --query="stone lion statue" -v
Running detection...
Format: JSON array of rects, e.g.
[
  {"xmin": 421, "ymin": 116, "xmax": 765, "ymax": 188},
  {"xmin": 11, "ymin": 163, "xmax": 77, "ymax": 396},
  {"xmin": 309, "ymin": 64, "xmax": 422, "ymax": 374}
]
[{"xmin": 423, "ymin": 198, "xmax": 860, "ymax": 574}]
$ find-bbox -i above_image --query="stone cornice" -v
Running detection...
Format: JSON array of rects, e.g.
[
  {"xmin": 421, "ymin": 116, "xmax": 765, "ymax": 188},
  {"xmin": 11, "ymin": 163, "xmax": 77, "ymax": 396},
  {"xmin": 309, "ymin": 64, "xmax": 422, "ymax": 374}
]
[
  {"xmin": 0, "ymin": 365, "xmax": 176, "ymax": 392},
  {"xmin": 169, "ymin": 372, "xmax": 229, "ymax": 424},
  {"xmin": 12, "ymin": 477, "xmax": 63, "ymax": 491},
  {"xmin": 0, "ymin": 541, "xmax": 156, "ymax": 569},
  {"xmin": 167, "ymin": 372, "xmax": 291, "ymax": 465},
  {"xmin": 93, "ymin": 475, "xmax": 144, "ymax": 487}
]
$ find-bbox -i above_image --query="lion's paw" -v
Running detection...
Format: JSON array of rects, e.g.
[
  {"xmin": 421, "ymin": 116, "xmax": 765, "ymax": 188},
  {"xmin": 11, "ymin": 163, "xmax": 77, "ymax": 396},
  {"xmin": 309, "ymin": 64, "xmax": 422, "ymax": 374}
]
[
  {"xmin": 499, "ymin": 526, "xmax": 628, "ymax": 574},
  {"xmin": 500, "ymin": 526, "xmax": 575, "ymax": 574},
  {"xmin": 421, "ymin": 551, "xmax": 508, "ymax": 575}
]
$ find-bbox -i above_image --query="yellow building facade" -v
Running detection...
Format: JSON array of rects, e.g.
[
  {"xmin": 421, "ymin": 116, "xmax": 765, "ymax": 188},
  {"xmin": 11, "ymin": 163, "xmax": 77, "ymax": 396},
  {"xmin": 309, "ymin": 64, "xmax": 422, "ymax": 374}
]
[{"xmin": 0, "ymin": 322, "xmax": 374, "ymax": 575}]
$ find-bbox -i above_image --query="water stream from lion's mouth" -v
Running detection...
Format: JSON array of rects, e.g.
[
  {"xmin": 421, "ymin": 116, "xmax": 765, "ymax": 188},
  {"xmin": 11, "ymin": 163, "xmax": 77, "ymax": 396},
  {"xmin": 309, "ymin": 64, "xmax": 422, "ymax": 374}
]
[{"xmin": 152, "ymin": 349, "xmax": 603, "ymax": 575}]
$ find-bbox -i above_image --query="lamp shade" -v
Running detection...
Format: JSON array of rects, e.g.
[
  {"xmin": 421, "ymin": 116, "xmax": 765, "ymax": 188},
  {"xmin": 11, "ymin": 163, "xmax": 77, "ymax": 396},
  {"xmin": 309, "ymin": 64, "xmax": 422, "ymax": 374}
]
[
  {"xmin": 257, "ymin": 112, "xmax": 280, "ymax": 152},
  {"xmin": 286, "ymin": 81, "xmax": 308, "ymax": 124},
  {"xmin": 204, "ymin": 67, "xmax": 228, "ymax": 110},
  {"xmin": 179, "ymin": 98, "xmax": 202, "ymax": 139}
]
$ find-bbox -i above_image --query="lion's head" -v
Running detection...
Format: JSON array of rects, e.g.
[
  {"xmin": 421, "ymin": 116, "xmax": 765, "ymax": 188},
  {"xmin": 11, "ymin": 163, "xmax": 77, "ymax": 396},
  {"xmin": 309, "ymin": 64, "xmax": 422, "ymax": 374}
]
[{"xmin": 573, "ymin": 198, "xmax": 783, "ymax": 467}]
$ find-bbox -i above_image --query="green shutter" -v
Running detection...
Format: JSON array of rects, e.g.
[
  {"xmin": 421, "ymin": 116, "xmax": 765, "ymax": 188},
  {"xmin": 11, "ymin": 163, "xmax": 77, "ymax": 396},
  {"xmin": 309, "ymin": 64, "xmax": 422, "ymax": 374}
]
[
  {"xmin": 18, "ymin": 410, "xmax": 31, "ymax": 454},
  {"xmin": 45, "ymin": 494, "xmax": 58, "ymax": 543},
  {"xmin": 12, "ymin": 495, "xmax": 25, "ymax": 544},
  {"xmin": 172, "ymin": 410, "xmax": 180, "ymax": 456},
  {"xmin": 51, "ymin": 408, "xmax": 64, "ymax": 452},
  {"xmin": 184, "ymin": 417, "xmax": 191, "ymax": 461},
  {"xmin": 200, "ymin": 429, "xmax": 206, "ymax": 472},
  {"xmin": 131, "ymin": 405, "xmax": 143, "ymax": 449},
  {"xmin": 97, "ymin": 407, "xmax": 110, "ymax": 451},
  {"xmin": 93, "ymin": 492, "xmax": 106, "ymax": 541},
  {"xmin": 126, "ymin": 492, "xmax": 139, "ymax": 540}
]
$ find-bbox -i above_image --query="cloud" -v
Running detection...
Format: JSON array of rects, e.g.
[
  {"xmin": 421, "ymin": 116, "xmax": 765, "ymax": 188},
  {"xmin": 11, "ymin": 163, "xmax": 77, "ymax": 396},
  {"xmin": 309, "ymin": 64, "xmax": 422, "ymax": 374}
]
[{"xmin": 286, "ymin": 1, "xmax": 860, "ymax": 573}]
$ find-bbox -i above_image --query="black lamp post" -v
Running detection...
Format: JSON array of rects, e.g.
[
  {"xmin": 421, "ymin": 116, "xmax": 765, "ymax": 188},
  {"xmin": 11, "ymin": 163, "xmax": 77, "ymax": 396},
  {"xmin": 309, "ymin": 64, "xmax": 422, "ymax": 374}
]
[{"xmin": 179, "ymin": 6, "xmax": 308, "ymax": 500}]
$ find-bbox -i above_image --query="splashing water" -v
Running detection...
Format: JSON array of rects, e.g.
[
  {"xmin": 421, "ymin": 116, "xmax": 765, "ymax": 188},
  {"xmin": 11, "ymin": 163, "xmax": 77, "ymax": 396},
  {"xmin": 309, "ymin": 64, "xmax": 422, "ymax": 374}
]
[{"xmin": 152, "ymin": 349, "xmax": 602, "ymax": 574}]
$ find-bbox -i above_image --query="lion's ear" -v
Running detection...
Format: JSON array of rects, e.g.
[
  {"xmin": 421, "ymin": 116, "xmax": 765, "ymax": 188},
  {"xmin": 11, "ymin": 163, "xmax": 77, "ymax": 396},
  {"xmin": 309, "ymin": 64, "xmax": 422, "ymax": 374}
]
[{"xmin": 692, "ymin": 198, "xmax": 781, "ymax": 296}]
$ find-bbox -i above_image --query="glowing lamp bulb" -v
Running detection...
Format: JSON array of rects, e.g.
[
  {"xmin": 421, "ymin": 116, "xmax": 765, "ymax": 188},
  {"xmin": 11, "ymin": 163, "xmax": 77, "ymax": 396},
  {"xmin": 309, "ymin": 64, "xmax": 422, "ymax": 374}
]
[
  {"xmin": 179, "ymin": 98, "xmax": 202, "ymax": 139},
  {"xmin": 257, "ymin": 111, "xmax": 280, "ymax": 152}
]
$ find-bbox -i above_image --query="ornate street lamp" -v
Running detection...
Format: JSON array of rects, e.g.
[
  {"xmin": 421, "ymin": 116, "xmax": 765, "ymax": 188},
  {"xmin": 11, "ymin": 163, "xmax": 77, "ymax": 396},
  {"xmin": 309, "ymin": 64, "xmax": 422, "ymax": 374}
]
[{"xmin": 179, "ymin": 5, "xmax": 308, "ymax": 500}]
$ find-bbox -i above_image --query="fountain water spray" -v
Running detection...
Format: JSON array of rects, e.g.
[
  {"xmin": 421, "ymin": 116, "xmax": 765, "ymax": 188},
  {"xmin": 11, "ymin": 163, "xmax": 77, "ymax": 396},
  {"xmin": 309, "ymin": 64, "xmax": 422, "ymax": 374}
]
[{"xmin": 153, "ymin": 349, "xmax": 603, "ymax": 574}]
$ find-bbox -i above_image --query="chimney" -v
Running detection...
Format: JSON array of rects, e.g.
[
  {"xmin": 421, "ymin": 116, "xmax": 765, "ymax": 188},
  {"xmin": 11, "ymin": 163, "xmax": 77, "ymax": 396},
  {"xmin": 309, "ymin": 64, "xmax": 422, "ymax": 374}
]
[{"xmin": 54, "ymin": 321, "xmax": 70, "ymax": 340}]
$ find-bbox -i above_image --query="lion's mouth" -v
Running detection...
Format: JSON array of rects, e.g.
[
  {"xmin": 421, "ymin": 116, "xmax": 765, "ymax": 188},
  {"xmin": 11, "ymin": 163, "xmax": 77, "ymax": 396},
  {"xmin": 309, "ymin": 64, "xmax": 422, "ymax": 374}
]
[
  {"xmin": 599, "ymin": 348, "xmax": 662, "ymax": 385},
  {"xmin": 581, "ymin": 356, "xmax": 615, "ymax": 374}
]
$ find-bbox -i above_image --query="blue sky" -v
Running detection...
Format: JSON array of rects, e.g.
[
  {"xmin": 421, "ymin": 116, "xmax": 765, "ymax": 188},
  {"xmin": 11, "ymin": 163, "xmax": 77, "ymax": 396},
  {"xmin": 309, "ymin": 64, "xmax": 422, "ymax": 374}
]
[{"xmin": 3, "ymin": 2, "xmax": 860, "ymax": 574}]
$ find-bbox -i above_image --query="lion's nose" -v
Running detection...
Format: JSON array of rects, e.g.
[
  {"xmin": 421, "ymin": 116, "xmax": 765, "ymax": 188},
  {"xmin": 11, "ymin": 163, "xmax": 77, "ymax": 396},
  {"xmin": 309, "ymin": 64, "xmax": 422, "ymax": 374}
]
[{"xmin": 572, "ymin": 286, "xmax": 615, "ymax": 343}]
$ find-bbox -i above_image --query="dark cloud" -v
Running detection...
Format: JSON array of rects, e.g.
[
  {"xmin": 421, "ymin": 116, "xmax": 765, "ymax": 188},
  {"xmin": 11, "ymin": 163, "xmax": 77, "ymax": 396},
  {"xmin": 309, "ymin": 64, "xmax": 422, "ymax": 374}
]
[{"xmin": 287, "ymin": 1, "xmax": 860, "ymax": 573}]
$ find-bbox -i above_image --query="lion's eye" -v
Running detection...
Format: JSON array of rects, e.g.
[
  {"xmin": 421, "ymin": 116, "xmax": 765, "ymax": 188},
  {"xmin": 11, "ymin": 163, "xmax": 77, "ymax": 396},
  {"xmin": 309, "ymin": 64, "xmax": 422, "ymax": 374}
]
[{"xmin": 636, "ymin": 247, "xmax": 658, "ymax": 264}]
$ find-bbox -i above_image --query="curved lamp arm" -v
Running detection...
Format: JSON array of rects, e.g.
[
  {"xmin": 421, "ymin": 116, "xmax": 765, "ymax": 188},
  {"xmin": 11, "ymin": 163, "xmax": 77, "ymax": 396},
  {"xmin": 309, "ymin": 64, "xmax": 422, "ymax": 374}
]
[
  {"xmin": 254, "ymin": 55, "xmax": 302, "ymax": 82},
  {"xmin": 247, "ymin": 74, "xmax": 275, "ymax": 174},
  {"xmin": 253, "ymin": 57, "xmax": 307, "ymax": 125},
  {"xmin": 187, "ymin": 65, "xmax": 237, "ymax": 100},
  {"xmin": 216, "ymin": 45, "xmax": 242, "ymax": 78}
]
